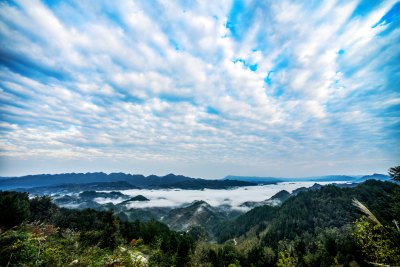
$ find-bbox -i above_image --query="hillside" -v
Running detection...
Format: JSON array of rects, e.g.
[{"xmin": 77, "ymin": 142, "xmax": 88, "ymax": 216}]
[
  {"xmin": 215, "ymin": 180, "xmax": 400, "ymax": 243},
  {"xmin": 161, "ymin": 200, "xmax": 241, "ymax": 237}
]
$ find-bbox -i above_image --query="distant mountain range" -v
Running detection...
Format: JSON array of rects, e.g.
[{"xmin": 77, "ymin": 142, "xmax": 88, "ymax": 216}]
[
  {"xmin": 224, "ymin": 173, "xmax": 390, "ymax": 183},
  {"xmin": 224, "ymin": 176, "xmax": 284, "ymax": 183},
  {"xmin": 0, "ymin": 172, "xmax": 257, "ymax": 190},
  {"xmin": 0, "ymin": 172, "xmax": 391, "ymax": 191}
]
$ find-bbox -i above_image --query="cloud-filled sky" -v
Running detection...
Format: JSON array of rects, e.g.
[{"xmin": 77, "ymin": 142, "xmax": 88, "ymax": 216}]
[{"xmin": 0, "ymin": 0, "xmax": 399, "ymax": 178}]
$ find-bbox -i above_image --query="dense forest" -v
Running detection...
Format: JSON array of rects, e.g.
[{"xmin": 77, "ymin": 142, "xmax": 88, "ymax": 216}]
[{"xmin": 1, "ymin": 179, "xmax": 399, "ymax": 266}]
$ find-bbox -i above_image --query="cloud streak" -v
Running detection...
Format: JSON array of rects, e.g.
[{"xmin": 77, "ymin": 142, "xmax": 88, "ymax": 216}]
[{"xmin": 0, "ymin": 0, "xmax": 399, "ymax": 177}]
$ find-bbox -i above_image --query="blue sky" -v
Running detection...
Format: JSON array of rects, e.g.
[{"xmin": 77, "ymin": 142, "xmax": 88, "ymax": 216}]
[{"xmin": 0, "ymin": 0, "xmax": 399, "ymax": 178}]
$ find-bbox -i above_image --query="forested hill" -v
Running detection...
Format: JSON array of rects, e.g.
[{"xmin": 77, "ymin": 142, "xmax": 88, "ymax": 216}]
[
  {"xmin": 211, "ymin": 180, "xmax": 400, "ymax": 266},
  {"xmin": 216, "ymin": 180, "xmax": 400, "ymax": 243}
]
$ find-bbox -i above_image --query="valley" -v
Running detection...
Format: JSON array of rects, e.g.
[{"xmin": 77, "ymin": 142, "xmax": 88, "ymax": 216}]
[
  {"xmin": 1, "ymin": 172, "xmax": 399, "ymax": 266},
  {"xmin": 1, "ymin": 176, "xmax": 399, "ymax": 266},
  {"xmin": 0, "ymin": 172, "xmax": 392, "ymax": 242}
]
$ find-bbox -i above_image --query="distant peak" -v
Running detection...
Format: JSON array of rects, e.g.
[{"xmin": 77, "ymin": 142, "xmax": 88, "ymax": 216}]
[
  {"xmin": 163, "ymin": 173, "xmax": 177, "ymax": 177},
  {"xmin": 191, "ymin": 200, "xmax": 209, "ymax": 206}
]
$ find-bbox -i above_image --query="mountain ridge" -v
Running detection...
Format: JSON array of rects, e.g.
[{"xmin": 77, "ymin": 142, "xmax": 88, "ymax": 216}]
[
  {"xmin": 224, "ymin": 173, "xmax": 390, "ymax": 183},
  {"xmin": 0, "ymin": 172, "xmax": 391, "ymax": 190},
  {"xmin": 0, "ymin": 172, "xmax": 257, "ymax": 190}
]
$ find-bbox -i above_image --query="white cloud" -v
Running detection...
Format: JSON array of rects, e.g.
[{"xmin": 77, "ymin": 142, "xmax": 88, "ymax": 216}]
[
  {"xmin": 0, "ymin": 0, "xmax": 398, "ymax": 178},
  {"xmin": 93, "ymin": 181, "xmax": 345, "ymax": 210}
]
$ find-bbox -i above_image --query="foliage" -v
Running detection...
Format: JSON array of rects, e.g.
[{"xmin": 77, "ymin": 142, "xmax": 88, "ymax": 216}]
[
  {"xmin": 0, "ymin": 191, "xmax": 30, "ymax": 230},
  {"xmin": 389, "ymin": 165, "xmax": 400, "ymax": 181},
  {"xmin": 29, "ymin": 195, "xmax": 59, "ymax": 223},
  {"xmin": 188, "ymin": 225, "xmax": 210, "ymax": 242},
  {"xmin": 353, "ymin": 216, "xmax": 400, "ymax": 265},
  {"xmin": 215, "ymin": 204, "xmax": 277, "ymax": 242},
  {"xmin": 189, "ymin": 243, "xmax": 243, "ymax": 267},
  {"xmin": 276, "ymin": 241, "xmax": 296, "ymax": 267},
  {"xmin": 0, "ymin": 193, "xmax": 194, "ymax": 266},
  {"xmin": 0, "ymin": 223, "xmax": 140, "ymax": 267}
]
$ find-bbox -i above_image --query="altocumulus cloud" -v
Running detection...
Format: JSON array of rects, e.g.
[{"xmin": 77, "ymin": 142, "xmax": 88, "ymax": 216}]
[{"xmin": 0, "ymin": 0, "xmax": 399, "ymax": 177}]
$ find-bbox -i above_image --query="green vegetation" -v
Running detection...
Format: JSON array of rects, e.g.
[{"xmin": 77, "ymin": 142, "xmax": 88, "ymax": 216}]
[
  {"xmin": 352, "ymin": 199, "xmax": 400, "ymax": 265},
  {"xmin": 1, "ymin": 177, "xmax": 399, "ymax": 266},
  {"xmin": 389, "ymin": 165, "xmax": 400, "ymax": 181},
  {"xmin": 0, "ymin": 191, "xmax": 30, "ymax": 230},
  {"xmin": 0, "ymin": 192, "xmax": 194, "ymax": 266},
  {"xmin": 211, "ymin": 180, "xmax": 400, "ymax": 266}
]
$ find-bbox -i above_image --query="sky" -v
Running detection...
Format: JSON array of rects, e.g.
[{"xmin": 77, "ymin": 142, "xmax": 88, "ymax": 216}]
[{"xmin": 0, "ymin": 0, "xmax": 399, "ymax": 178}]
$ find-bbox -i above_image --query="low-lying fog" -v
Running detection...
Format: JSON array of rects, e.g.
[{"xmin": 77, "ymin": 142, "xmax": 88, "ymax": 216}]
[{"xmin": 95, "ymin": 182, "xmax": 347, "ymax": 210}]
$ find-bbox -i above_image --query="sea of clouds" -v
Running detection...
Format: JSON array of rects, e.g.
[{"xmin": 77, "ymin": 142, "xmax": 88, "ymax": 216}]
[{"xmin": 94, "ymin": 181, "xmax": 347, "ymax": 211}]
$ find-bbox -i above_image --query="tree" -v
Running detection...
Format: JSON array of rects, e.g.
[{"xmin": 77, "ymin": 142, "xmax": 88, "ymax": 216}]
[
  {"xmin": 100, "ymin": 211, "xmax": 120, "ymax": 249},
  {"xmin": 388, "ymin": 166, "xmax": 400, "ymax": 181},
  {"xmin": 29, "ymin": 195, "xmax": 59, "ymax": 223},
  {"xmin": 352, "ymin": 199, "xmax": 400, "ymax": 265},
  {"xmin": 353, "ymin": 216, "xmax": 400, "ymax": 265},
  {"xmin": 276, "ymin": 241, "xmax": 297, "ymax": 267},
  {"xmin": 0, "ymin": 191, "xmax": 30, "ymax": 230}
]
